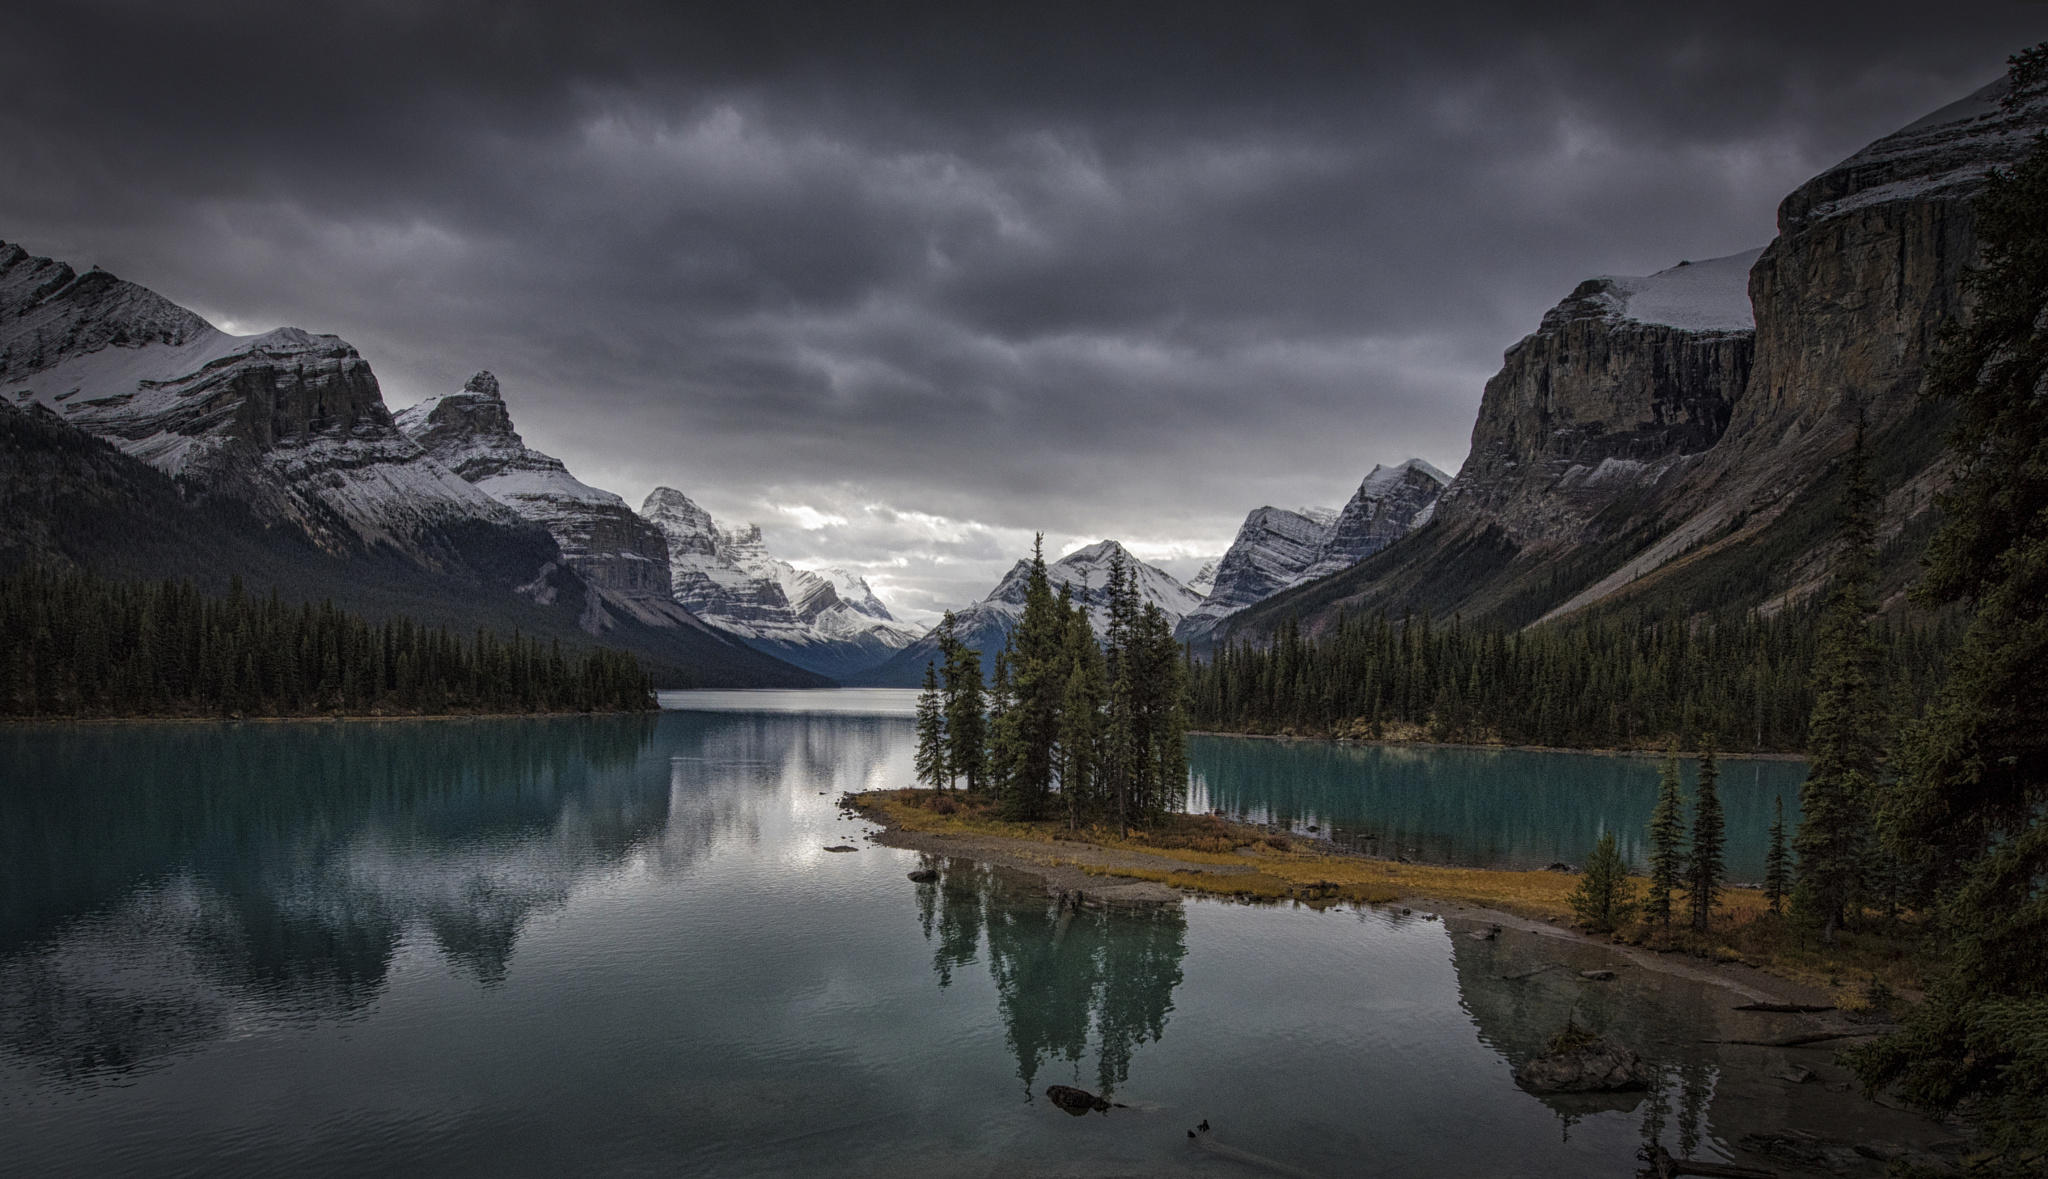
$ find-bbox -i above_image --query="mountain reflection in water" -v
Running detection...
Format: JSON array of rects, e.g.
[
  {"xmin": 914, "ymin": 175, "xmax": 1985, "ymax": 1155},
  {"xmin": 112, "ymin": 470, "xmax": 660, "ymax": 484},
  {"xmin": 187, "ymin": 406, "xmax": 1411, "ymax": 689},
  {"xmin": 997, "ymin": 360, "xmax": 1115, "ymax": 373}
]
[{"xmin": 0, "ymin": 702, "xmax": 1942, "ymax": 1178}]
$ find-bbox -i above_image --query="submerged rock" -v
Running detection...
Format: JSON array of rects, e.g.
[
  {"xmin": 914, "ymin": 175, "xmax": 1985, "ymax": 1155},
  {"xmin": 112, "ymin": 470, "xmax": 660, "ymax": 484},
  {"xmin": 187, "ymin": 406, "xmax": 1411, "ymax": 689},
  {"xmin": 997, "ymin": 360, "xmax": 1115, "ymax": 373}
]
[
  {"xmin": 823, "ymin": 845, "xmax": 858, "ymax": 853},
  {"xmin": 907, "ymin": 868, "xmax": 938, "ymax": 882},
  {"xmin": 1045, "ymin": 1085, "xmax": 1111, "ymax": 1116},
  {"xmin": 1514, "ymin": 1036, "xmax": 1651, "ymax": 1093}
]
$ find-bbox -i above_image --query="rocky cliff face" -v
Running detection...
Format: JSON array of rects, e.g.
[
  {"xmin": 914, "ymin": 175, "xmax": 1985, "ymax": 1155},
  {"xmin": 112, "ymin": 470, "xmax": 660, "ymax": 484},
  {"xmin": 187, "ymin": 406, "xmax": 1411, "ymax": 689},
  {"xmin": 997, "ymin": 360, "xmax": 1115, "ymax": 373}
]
[
  {"xmin": 1430, "ymin": 249, "xmax": 1759, "ymax": 549},
  {"xmin": 1306, "ymin": 459, "xmax": 1451, "ymax": 577},
  {"xmin": 1179, "ymin": 459, "xmax": 1447, "ymax": 642},
  {"xmin": 1176, "ymin": 506, "xmax": 1335, "ymax": 641},
  {"xmin": 1541, "ymin": 76, "xmax": 2048, "ymax": 620},
  {"xmin": 640, "ymin": 487, "xmax": 917, "ymax": 678},
  {"xmin": 1219, "ymin": 72, "xmax": 2048, "ymax": 643},
  {"xmin": 0, "ymin": 242, "xmax": 555, "ymax": 576},
  {"xmin": 395, "ymin": 372, "xmax": 673, "ymax": 600}
]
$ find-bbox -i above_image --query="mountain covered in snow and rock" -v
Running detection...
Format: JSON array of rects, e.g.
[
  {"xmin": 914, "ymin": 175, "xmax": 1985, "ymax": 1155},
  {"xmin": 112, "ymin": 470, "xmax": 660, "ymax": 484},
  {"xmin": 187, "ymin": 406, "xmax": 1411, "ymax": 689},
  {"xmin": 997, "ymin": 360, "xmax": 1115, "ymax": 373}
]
[
  {"xmin": 0, "ymin": 239, "xmax": 824, "ymax": 688},
  {"xmin": 641, "ymin": 487, "xmax": 919, "ymax": 678},
  {"xmin": 395, "ymin": 371, "xmax": 678, "ymax": 610},
  {"xmin": 858, "ymin": 540, "xmax": 1203, "ymax": 686},
  {"xmin": 1216, "ymin": 72, "xmax": 2048, "ymax": 648},
  {"xmin": 1177, "ymin": 459, "xmax": 1447, "ymax": 644}
]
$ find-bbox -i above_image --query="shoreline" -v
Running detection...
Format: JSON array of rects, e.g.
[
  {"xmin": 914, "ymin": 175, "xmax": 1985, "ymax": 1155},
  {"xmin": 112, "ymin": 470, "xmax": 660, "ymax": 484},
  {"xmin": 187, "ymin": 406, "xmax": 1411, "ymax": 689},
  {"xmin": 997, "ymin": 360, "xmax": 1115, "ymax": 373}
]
[
  {"xmin": 1187, "ymin": 729, "xmax": 1809, "ymax": 762},
  {"xmin": 849, "ymin": 788, "xmax": 1836, "ymax": 1008}
]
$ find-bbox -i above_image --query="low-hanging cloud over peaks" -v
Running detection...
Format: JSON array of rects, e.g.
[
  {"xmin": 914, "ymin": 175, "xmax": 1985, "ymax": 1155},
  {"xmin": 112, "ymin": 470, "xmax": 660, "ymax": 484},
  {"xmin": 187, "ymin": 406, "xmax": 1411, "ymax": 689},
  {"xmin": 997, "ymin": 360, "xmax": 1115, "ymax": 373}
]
[{"xmin": 4, "ymin": 0, "xmax": 2040, "ymax": 615}]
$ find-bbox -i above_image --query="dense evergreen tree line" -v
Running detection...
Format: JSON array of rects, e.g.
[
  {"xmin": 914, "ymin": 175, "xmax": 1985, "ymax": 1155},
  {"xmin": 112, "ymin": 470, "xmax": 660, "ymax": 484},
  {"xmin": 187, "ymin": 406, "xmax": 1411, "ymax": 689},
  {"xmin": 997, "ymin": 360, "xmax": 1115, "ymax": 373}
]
[
  {"xmin": 0, "ymin": 567, "xmax": 656, "ymax": 717},
  {"xmin": 917, "ymin": 540, "xmax": 1187, "ymax": 830},
  {"xmin": 1188, "ymin": 595, "xmax": 1957, "ymax": 753}
]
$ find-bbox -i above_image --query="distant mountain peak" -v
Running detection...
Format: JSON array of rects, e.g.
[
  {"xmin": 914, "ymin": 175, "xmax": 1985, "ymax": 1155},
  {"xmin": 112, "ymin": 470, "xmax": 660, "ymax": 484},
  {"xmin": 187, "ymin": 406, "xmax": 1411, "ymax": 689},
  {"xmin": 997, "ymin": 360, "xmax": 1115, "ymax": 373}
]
[{"xmin": 639, "ymin": 488, "xmax": 915, "ymax": 677}]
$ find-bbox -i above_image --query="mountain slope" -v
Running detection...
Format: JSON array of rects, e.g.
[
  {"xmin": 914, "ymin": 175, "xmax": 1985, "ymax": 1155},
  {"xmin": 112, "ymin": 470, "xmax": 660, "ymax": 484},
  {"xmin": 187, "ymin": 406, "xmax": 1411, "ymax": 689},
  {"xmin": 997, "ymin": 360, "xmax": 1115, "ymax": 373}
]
[
  {"xmin": 0, "ymin": 238, "xmax": 821, "ymax": 688},
  {"xmin": 0, "ymin": 398, "xmax": 822, "ymax": 687},
  {"xmin": 855, "ymin": 540, "xmax": 1200, "ymax": 686},
  {"xmin": 1178, "ymin": 459, "xmax": 1446, "ymax": 644},
  {"xmin": 1216, "ymin": 73, "xmax": 2048, "ymax": 647},
  {"xmin": 640, "ymin": 487, "xmax": 918, "ymax": 678}
]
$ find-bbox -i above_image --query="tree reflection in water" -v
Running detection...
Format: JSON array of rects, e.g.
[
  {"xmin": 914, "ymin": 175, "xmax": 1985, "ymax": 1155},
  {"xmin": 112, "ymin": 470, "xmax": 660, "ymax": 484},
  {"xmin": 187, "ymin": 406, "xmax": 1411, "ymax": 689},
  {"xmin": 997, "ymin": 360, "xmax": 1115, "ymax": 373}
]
[{"xmin": 914, "ymin": 858, "xmax": 1186, "ymax": 1099}]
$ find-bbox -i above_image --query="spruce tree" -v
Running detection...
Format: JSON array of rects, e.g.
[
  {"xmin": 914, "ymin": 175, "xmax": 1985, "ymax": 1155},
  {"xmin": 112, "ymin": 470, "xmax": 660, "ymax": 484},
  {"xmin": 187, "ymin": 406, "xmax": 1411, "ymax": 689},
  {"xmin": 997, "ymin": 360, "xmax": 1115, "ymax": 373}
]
[
  {"xmin": 1852, "ymin": 53, "xmax": 2048, "ymax": 1159},
  {"xmin": 915, "ymin": 661, "xmax": 948, "ymax": 790},
  {"xmin": 1795, "ymin": 422, "xmax": 1884, "ymax": 941},
  {"xmin": 935, "ymin": 611, "xmax": 987, "ymax": 791},
  {"xmin": 1764, "ymin": 795, "xmax": 1792, "ymax": 916},
  {"xmin": 1687, "ymin": 740, "xmax": 1725, "ymax": 933},
  {"xmin": 1570, "ymin": 831, "xmax": 1636, "ymax": 934},
  {"xmin": 1645, "ymin": 746, "xmax": 1687, "ymax": 928}
]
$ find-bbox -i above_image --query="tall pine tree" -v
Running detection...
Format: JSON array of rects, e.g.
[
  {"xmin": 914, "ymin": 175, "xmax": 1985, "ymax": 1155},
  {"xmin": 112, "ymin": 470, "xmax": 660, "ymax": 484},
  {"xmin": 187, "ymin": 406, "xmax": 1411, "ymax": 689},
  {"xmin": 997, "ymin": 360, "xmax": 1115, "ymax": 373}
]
[
  {"xmin": 1764, "ymin": 796, "xmax": 1792, "ymax": 917},
  {"xmin": 1795, "ymin": 422, "xmax": 1884, "ymax": 941},
  {"xmin": 1645, "ymin": 746, "xmax": 1688, "ymax": 928},
  {"xmin": 915, "ymin": 661, "xmax": 948, "ymax": 790},
  {"xmin": 1687, "ymin": 740, "xmax": 1725, "ymax": 933}
]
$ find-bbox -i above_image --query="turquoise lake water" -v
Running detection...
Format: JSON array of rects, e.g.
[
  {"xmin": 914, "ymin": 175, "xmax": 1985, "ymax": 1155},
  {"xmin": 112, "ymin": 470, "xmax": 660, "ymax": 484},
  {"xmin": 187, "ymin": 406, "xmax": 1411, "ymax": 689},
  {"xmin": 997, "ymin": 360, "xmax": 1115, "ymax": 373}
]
[{"xmin": 0, "ymin": 692, "xmax": 1917, "ymax": 1177}]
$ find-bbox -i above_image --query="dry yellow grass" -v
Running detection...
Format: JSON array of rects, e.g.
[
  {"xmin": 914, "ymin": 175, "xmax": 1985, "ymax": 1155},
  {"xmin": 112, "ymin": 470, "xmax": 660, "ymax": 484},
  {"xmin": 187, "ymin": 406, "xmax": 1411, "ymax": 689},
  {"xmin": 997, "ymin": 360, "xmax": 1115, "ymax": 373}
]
[{"xmin": 853, "ymin": 788, "xmax": 1922, "ymax": 995}]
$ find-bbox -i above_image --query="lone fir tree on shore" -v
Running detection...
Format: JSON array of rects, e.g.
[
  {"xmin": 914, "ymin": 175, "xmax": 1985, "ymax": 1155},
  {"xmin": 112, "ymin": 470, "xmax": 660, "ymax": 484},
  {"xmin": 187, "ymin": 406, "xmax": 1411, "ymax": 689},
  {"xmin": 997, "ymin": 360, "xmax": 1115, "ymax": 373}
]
[
  {"xmin": 1645, "ymin": 746, "xmax": 1687, "ymax": 928},
  {"xmin": 1687, "ymin": 741, "xmax": 1725, "ymax": 933}
]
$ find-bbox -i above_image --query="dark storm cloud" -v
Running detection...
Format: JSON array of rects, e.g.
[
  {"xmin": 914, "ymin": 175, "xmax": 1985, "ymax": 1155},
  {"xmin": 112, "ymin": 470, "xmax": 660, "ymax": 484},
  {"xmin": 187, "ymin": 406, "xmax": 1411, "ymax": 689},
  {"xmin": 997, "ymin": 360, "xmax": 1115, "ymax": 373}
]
[{"xmin": 3, "ymin": 1, "xmax": 2042, "ymax": 617}]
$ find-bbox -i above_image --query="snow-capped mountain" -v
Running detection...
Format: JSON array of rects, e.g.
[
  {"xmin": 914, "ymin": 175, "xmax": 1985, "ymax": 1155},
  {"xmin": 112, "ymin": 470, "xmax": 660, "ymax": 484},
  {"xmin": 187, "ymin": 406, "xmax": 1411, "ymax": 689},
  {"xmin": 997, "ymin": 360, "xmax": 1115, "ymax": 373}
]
[
  {"xmin": 0, "ymin": 237, "xmax": 825, "ymax": 687},
  {"xmin": 0, "ymin": 243, "xmax": 543, "ymax": 569},
  {"xmin": 1187, "ymin": 561, "xmax": 1219, "ymax": 597},
  {"xmin": 1217, "ymin": 70, "xmax": 2048, "ymax": 647},
  {"xmin": 858, "ymin": 540, "xmax": 1202, "ymax": 686},
  {"xmin": 1177, "ymin": 459, "xmax": 1447, "ymax": 643},
  {"xmin": 1303, "ymin": 459, "xmax": 1451, "ymax": 579},
  {"xmin": 640, "ymin": 487, "xmax": 918, "ymax": 678},
  {"xmin": 395, "ymin": 372, "xmax": 673, "ymax": 605}
]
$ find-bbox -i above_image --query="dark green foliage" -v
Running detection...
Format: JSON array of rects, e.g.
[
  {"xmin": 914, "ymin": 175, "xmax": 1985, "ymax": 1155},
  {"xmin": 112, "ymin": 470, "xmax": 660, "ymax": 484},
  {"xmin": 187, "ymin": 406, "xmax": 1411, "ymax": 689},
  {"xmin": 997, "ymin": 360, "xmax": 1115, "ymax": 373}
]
[
  {"xmin": 1570, "ymin": 831, "xmax": 1636, "ymax": 933},
  {"xmin": 915, "ymin": 662, "xmax": 948, "ymax": 789},
  {"xmin": 1687, "ymin": 741, "xmax": 1725, "ymax": 932},
  {"xmin": 992, "ymin": 536, "xmax": 1067, "ymax": 817},
  {"xmin": 1764, "ymin": 796, "xmax": 1792, "ymax": 916},
  {"xmin": 1645, "ymin": 748, "xmax": 1687, "ymax": 927},
  {"xmin": 1851, "ymin": 62, "xmax": 2048, "ymax": 1162},
  {"xmin": 1794, "ymin": 425, "xmax": 1884, "ymax": 941},
  {"xmin": 936, "ymin": 611, "xmax": 987, "ymax": 790},
  {"xmin": 1187, "ymin": 598, "xmax": 1956, "ymax": 753},
  {"xmin": 0, "ymin": 566, "xmax": 654, "ymax": 717},
  {"xmin": 966, "ymin": 543, "xmax": 1188, "ymax": 833}
]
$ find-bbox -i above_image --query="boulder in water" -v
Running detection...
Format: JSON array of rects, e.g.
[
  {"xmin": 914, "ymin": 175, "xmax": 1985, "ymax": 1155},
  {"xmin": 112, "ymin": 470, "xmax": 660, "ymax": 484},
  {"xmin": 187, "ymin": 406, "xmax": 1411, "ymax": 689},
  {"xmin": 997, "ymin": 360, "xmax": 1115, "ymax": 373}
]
[
  {"xmin": 1515, "ymin": 1032, "xmax": 1651, "ymax": 1093},
  {"xmin": 1045, "ymin": 1084, "xmax": 1111, "ymax": 1115}
]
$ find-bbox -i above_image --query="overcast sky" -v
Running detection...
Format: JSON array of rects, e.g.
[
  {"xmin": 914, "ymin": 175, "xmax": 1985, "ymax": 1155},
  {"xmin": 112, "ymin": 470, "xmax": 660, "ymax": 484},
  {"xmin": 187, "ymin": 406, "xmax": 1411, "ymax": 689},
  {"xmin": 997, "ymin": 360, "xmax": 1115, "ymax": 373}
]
[{"xmin": 3, "ymin": 2, "xmax": 2041, "ymax": 622}]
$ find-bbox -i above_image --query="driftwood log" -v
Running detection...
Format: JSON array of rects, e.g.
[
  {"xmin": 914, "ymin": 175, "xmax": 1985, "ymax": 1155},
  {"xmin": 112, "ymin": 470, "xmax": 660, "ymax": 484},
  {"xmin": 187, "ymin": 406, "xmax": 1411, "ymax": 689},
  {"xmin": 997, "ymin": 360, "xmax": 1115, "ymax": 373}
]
[
  {"xmin": 1640, "ymin": 1143, "xmax": 1777, "ymax": 1178},
  {"xmin": 1731, "ymin": 1002, "xmax": 1835, "ymax": 1013}
]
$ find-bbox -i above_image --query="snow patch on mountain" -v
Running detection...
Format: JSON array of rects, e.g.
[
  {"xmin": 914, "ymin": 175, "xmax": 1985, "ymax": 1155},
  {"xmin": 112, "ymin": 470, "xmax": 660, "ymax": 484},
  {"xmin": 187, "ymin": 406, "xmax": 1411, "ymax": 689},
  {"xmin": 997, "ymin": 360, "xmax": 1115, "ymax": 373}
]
[
  {"xmin": 395, "ymin": 371, "xmax": 673, "ymax": 599},
  {"xmin": 0, "ymin": 242, "xmax": 536, "ymax": 560},
  {"xmin": 640, "ymin": 487, "xmax": 916, "ymax": 677},
  {"xmin": 1178, "ymin": 459, "xmax": 1447, "ymax": 641},
  {"xmin": 1575, "ymin": 248, "xmax": 1763, "ymax": 335}
]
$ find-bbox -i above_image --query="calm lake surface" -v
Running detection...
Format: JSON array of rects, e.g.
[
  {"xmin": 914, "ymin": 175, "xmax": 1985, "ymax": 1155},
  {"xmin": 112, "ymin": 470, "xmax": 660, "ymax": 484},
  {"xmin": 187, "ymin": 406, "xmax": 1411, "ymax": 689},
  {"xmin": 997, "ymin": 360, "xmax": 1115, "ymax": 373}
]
[{"xmin": 1, "ymin": 691, "xmax": 1908, "ymax": 1177}]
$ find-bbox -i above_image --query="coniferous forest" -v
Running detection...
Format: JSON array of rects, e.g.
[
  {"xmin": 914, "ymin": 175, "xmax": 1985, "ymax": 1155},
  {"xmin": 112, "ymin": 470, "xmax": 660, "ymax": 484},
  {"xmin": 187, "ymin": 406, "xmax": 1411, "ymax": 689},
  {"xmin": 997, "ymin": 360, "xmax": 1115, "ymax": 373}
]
[
  {"xmin": 0, "ymin": 567, "xmax": 656, "ymax": 717},
  {"xmin": 1186, "ymin": 598, "xmax": 1959, "ymax": 752}
]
